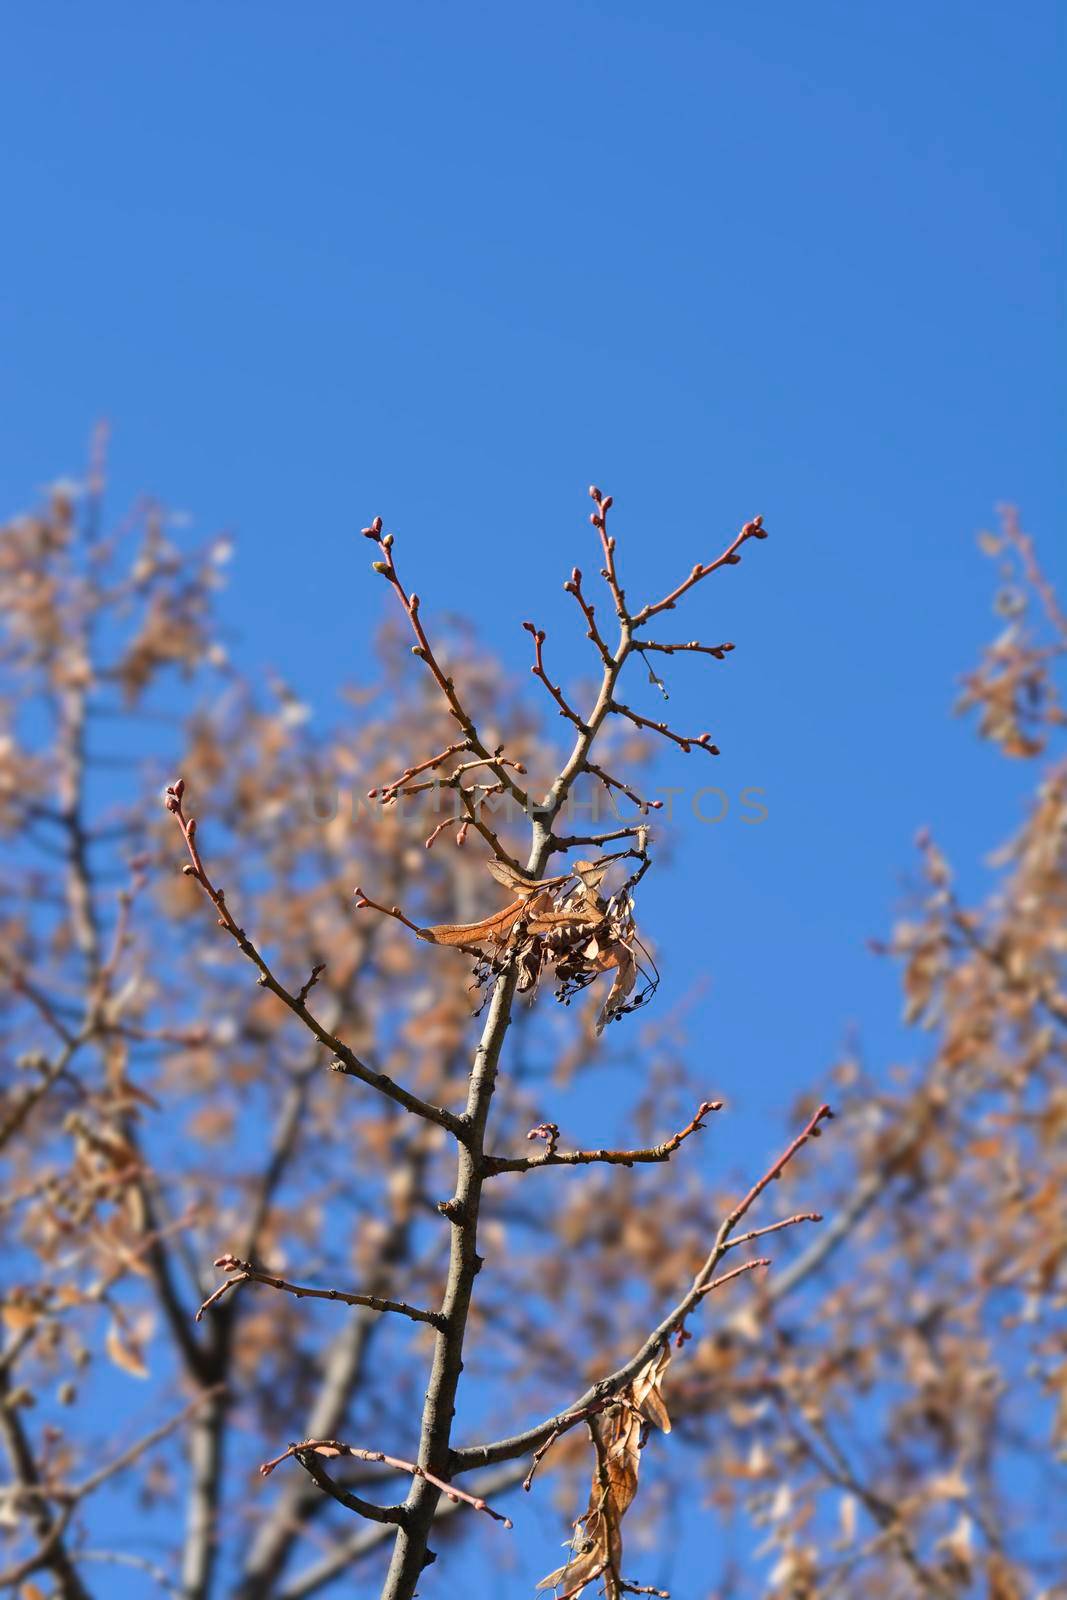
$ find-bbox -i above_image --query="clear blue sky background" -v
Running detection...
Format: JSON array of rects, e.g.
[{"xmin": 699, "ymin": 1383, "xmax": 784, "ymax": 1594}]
[{"xmin": 1, "ymin": 3, "xmax": 1062, "ymax": 1595}]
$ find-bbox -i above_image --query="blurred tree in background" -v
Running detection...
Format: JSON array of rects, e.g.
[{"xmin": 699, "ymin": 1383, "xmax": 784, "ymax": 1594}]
[{"xmin": 0, "ymin": 447, "xmax": 1063, "ymax": 1599}]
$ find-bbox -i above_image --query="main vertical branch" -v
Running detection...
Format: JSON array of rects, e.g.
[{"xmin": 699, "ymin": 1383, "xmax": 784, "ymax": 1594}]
[
  {"xmin": 379, "ymin": 963, "xmax": 520, "ymax": 1595},
  {"xmin": 378, "ymin": 512, "xmax": 641, "ymax": 1595}
]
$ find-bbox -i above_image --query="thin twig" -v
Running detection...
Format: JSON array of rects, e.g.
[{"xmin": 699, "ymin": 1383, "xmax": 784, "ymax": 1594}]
[
  {"xmin": 523, "ymin": 621, "xmax": 588, "ymax": 729},
  {"xmin": 484, "ymin": 1099, "xmax": 722, "ymax": 1175},
  {"xmin": 563, "ymin": 566, "xmax": 614, "ymax": 665},
  {"xmin": 609, "ymin": 699, "xmax": 719, "ymax": 756},
  {"xmin": 163, "ymin": 782, "xmax": 466, "ymax": 1139},
  {"xmin": 633, "ymin": 516, "xmax": 766, "ymax": 625},
  {"xmin": 260, "ymin": 1439, "xmax": 513, "ymax": 1528},
  {"xmin": 195, "ymin": 1255, "xmax": 444, "ymax": 1329},
  {"xmin": 361, "ymin": 519, "xmax": 531, "ymax": 812}
]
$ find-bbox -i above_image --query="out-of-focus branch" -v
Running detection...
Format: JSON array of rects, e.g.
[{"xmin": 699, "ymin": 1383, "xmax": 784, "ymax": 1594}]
[
  {"xmin": 0, "ymin": 1365, "xmax": 215, "ymax": 1595},
  {"xmin": 236, "ymin": 1130, "xmax": 436, "ymax": 1595},
  {"xmin": 0, "ymin": 1363, "xmax": 88, "ymax": 1599}
]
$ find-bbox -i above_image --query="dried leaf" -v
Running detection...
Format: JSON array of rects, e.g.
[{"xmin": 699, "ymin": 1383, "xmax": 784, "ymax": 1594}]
[
  {"xmin": 485, "ymin": 860, "xmax": 572, "ymax": 897},
  {"xmin": 539, "ymin": 1350, "xmax": 672, "ymax": 1596},
  {"xmin": 422, "ymin": 897, "xmax": 526, "ymax": 947},
  {"xmin": 631, "ymin": 1345, "xmax": 672, "ymax": 1433},
  {"xmin": 106, "ymin": 1320, "xmax": 149, "ymax": 1379},
  {"xmin": 595, "ymin": 944, "xmax": 637, "ymax": 1035},
  {"xmin": 2, "ymin": 1303, "xmax": 40, "ymax": 1333}
]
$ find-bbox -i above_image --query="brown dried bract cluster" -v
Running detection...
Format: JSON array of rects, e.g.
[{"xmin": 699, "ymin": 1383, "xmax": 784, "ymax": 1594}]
[
  {"xmin": 417, "ymin": 855, "xmax": 655, "ymax": 1032},
  {"xmin": 537, "ymin": 1349, "xmax": 672, "ymax": 1600}
]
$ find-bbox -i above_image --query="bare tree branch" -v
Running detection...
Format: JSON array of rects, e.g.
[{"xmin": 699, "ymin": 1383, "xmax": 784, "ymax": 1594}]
[{"xmin": 196, "ymin": 1254, "xmax": 444, "ymax": 1329}]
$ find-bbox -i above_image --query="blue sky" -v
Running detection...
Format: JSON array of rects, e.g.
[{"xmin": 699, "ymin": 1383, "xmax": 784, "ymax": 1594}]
[{"xmin": 1, "ymin": 2, "xmax": 1063, "ymax": 1593}]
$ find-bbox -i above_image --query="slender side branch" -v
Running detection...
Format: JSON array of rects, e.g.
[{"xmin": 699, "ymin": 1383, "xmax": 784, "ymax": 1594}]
[
  {"xmin": 583, "ymin": 761, "xmax": 664, "ymax": 815},
  {"xmin": 368, "ymin": 739, "xmax": 472, "ymax": 802},
  {"xmin": 361, "ymin": 519, "xmax": 531, "ymax": 812},
  {"xmin": 552, "ymin": 825, "xmax": 654, "ymax": 849},
  {"xmin": 691, "ymin": 1255, "xmax": 771, "ymax": 1303},
  {"xmin": 639, "ymin": 639, "xmax": 735, "ymax": 659},
  {"xmin": 591, "ymin": 489, "xmax": 628, "ymax": 621},
  {"xmin": 483, "ymin": 1099, "xmax": 722, "ymax": 1175},
  {"xmin": 195, "ymin": 1255, "xmax": 445, "ymax": 1329},
  {"xmin": 162, "ymin": 782, "xmax": 466, "ymax": 1139},
  {"xmin": 563, "ymin": 566, "xmax": 613, "ymax": 666},
  {"xmin": 609, "ymin": 700, "xmax": 720, "ymax": 756},
  {"xmin": 633, "ymin": 516, "xmax": 767, "ymax": 625},
  {"xmin": 260, "ymin": 1440, "xmax": 513, "ymax": 1528},
  {"xmin": 721, "ymin": 1212, "xmax": 823, "ymax": 1251},
  {"xmin": 273, "ymin": 1464, "xmax": 533, "ymax": 1600},
  {"xmin": 290, "ymin": 1453, "xmax": 406, "ymax": 1528},
  {"xmin": 523, "ymin": 621, "xmax": 588, "ymax": 730}
]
